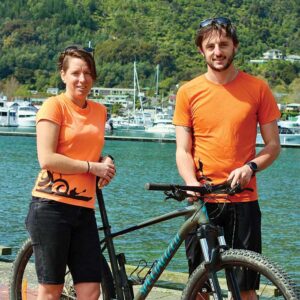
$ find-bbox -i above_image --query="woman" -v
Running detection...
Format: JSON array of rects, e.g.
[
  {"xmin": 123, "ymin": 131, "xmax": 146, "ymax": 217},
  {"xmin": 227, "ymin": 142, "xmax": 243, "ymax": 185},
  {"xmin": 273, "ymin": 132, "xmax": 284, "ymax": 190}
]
[{"xmin": 26, "ymin": 45, "xmax": 115, "ymax": 299}]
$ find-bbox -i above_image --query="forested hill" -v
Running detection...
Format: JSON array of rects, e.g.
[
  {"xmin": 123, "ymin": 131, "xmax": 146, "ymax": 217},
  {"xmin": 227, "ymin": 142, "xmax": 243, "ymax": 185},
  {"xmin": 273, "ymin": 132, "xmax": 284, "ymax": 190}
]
[{"xmin": 0, "ymin": 0, "xmax": 299, "ymax": 100}]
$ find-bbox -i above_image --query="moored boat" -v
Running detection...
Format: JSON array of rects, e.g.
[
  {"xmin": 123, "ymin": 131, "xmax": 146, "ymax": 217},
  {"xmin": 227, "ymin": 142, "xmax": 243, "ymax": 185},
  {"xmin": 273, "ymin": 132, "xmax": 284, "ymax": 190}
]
[
  {"xmin": 145, "ymin": 112, "xmax": 175, "ymax": 135},
  {"xmin": 16, "ymin": 104, "xmax": 38, "ymax": 127},
  {"xmin": 256, "ymin": 126, "xmax": 300, "ymax": 145},
  {"xmin": 0, "ymin": 107, "xmax": 18, "ymax": 127}
]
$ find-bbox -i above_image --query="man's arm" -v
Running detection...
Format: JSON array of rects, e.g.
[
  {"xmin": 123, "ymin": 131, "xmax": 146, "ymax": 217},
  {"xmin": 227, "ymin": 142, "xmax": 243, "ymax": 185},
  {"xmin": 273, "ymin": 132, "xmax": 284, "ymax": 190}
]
[
  {"xmin": 254, "ymin": 120, "xmax": 281, "ymax": 170},
  {"xmin": 228, "ymin": 120, "xmax": 281, "ymax": 187},
  {"xmin": 175, "ymin": 126, "xmax": 199, "ymax": 186}
]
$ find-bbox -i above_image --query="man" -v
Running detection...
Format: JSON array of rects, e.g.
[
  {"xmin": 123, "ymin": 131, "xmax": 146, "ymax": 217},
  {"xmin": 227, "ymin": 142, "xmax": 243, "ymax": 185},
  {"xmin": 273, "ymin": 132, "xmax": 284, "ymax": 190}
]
[{"xmin": 173, "ymin": 17, "xmax": 281, "ymax": 300}]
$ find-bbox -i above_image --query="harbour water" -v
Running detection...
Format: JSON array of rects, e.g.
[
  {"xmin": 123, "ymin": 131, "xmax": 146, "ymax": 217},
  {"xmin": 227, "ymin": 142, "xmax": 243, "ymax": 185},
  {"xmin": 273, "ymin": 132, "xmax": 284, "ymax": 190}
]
[{"xmin": 0, "ymin": 132, "xmax": 299, "ymax": 284}]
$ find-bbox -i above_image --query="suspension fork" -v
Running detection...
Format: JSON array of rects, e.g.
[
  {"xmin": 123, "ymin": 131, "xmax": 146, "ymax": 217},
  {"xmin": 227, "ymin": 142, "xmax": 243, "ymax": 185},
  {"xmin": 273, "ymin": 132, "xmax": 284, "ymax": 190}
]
[
  {"xmin": 197, "ymin": 225, "xmax": 241, "ymax": 300},
  {"xmin": 197, "ymin": 224, "xmax": 224, "ymax": 299}
]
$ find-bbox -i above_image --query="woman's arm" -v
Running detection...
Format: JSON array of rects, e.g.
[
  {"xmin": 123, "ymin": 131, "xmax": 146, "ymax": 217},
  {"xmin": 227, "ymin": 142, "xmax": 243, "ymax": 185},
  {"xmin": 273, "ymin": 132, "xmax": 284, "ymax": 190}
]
[{"xmin": 36, "ymin": 120, "xmax": 115, "ymax": 182}]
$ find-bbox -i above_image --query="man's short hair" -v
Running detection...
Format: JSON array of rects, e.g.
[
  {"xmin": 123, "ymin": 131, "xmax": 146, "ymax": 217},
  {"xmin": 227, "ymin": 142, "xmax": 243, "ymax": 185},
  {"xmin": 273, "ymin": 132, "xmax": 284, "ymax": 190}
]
[{"xmin": 195, "ymin": 17, "xmax": 239, "ymax": 50}]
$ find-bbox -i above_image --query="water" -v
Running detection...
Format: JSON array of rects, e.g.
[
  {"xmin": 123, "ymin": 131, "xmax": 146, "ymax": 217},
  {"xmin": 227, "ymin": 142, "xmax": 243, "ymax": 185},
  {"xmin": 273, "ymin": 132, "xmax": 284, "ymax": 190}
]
[{"xmin": 0, "ymin": 133, "xmax": 299, "ymax": 284}]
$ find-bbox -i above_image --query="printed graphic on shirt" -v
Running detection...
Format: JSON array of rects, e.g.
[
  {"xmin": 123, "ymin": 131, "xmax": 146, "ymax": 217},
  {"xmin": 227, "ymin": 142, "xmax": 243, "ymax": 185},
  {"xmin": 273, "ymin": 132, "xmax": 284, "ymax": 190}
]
[
  {"xmin": 196, "ymin": 159, "xmax": 212, "ymax": 184},
  {"xmin": 36, "ymin": 170, "xmax": 92, "ymax": 201}
]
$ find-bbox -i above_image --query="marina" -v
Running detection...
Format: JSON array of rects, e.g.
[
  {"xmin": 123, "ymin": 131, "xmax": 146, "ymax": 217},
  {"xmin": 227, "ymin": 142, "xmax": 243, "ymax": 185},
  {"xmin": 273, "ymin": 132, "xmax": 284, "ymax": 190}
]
[{"xmin": 1, "ymin": 127, "xmax": 300, "ymax": 148}]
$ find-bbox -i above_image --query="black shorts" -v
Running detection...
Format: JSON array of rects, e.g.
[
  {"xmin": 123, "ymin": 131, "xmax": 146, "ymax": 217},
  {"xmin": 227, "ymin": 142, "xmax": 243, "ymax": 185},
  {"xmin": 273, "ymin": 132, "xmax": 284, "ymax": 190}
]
[
  {"xmin": 26, "ymin": 197, "xmax": 103, "ymax": 285},
  {"xmin": 185, "ymin": 201, "xmax": 261, "ymax": 291}
]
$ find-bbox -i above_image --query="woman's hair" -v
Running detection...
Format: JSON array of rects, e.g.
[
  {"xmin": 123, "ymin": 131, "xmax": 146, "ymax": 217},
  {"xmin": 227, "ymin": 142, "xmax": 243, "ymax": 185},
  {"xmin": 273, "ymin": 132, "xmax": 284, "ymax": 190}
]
[
  {"xmin": 58, "ymin": 45, "xmax": 97, "ymax": 80},
  {"xmin": 195, "ymin": 20, "xmax": 239, "ymax": 50}
]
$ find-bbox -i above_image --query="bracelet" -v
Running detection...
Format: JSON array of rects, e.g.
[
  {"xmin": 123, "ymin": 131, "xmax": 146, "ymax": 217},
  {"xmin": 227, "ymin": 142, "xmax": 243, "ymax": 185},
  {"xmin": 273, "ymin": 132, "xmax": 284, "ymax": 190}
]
[{"xmin": 86, "ymin": 161, "xmax": 90, "ymax": 173}]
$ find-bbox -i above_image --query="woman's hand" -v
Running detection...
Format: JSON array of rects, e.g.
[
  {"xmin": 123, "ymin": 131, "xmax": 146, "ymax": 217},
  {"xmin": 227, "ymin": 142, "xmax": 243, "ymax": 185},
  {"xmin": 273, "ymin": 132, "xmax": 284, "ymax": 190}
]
[
  {"xmin": 90, "ymin": 156, "xmax": 116, "ymax": 189},
  {"xmin": 185, "ymin": 180, "xmax": 202, "ymax": 202}
]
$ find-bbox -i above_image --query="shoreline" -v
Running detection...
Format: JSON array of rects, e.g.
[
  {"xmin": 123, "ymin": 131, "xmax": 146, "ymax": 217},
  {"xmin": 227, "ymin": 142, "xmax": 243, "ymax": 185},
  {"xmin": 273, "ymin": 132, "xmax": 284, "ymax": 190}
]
[{"xmin": 0, "ymin": 131, "xmax": 300, "ymax": 148}]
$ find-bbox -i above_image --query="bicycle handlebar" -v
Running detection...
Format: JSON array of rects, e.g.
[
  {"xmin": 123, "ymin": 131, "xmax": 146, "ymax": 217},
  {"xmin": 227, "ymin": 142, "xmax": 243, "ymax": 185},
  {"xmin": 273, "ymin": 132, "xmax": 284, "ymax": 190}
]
[{"xmin": 145, "ymin": 182, "xmax": 247, "ymax": 196}]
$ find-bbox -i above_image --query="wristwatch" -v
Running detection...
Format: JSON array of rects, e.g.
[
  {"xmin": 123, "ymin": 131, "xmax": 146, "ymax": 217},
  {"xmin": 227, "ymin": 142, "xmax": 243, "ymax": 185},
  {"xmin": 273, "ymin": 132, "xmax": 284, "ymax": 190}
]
[{"xmin": 246, "ymin": 161, "xmax": 258, "ymax": 176}]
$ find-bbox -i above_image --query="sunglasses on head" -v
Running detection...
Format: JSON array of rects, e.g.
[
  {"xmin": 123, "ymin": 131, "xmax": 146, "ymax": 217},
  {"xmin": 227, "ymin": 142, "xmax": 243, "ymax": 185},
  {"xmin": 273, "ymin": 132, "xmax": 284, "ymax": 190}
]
[
  {"xmin": 63, "ymin": 45, "xmax": 94, "ymax": 55},
  {"xmin": 199, "ymin": 17, "xmax": 231, "ymax": 29}
]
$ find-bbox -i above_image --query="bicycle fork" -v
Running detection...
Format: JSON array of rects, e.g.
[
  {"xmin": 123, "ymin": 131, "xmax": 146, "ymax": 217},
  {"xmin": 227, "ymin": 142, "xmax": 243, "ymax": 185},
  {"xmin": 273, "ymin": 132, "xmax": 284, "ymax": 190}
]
[{"xmin": 197, "ymin": 225, "xmax": 242, "ymax": 300}]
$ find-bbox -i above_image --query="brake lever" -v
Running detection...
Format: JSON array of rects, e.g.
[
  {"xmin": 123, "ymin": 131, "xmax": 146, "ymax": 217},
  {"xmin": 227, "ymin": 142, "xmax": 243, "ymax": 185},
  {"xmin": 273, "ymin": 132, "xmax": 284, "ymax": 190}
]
[
  {"xmin": 164, "ymin": 189, "xmax": 187, "ymax": 202},
  {"xmin": 227, "ymin": 184, "xmax": 254, "ymax": 195}
]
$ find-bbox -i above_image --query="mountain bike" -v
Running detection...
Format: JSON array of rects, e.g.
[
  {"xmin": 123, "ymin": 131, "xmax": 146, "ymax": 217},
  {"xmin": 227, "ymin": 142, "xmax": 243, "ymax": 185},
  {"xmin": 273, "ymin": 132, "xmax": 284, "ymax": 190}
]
[{"xmin": 10, "ymin": 181, "xmax": 299, "ymax": 299}]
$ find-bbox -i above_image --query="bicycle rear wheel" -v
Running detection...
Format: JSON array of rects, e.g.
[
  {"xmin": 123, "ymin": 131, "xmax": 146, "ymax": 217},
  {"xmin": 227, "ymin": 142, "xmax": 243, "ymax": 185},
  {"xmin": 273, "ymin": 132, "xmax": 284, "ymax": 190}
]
[
  {"xmin": 9, "ymin": 238, "xmax": 116, "ymax": 300},
  {"xmin": 181, "ymin": 249, "xmax": 299, "ymax": 300}
]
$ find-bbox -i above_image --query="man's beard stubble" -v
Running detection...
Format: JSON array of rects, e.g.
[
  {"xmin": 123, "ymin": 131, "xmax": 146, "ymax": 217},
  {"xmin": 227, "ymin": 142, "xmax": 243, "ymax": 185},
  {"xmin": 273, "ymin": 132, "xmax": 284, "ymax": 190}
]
[{"xmin": 205, "ymin": 51, "xmax": 235, "ymax": 72}]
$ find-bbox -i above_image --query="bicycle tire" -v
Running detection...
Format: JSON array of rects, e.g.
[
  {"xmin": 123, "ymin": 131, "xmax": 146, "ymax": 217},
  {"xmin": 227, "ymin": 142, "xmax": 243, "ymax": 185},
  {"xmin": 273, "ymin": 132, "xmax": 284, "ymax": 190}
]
[
  {"xmin": 181, "ymin": 249, "xmax": 299, "ymax": 300},
  {"xmin": 9, "ymin": 238, "xmax": 116, "ymax": 300}
]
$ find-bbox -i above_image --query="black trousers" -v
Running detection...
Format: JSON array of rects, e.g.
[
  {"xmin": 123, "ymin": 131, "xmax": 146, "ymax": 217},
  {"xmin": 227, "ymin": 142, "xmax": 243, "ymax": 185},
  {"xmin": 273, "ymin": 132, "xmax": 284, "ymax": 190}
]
[{"xmin": 185, "ymin": 201, "xmax": 262, "ymax": 291}]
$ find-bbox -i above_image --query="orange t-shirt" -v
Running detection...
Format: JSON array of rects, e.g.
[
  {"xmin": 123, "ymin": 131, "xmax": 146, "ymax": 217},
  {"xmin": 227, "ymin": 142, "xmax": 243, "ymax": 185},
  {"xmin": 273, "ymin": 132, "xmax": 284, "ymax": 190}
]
[
  {"xmin": 173, "ymin": 72, "xmax": 281, "ymax": 202},
  {"xmin": 32, "ymin": 93, "xmax": 107, "ymax": 209}
]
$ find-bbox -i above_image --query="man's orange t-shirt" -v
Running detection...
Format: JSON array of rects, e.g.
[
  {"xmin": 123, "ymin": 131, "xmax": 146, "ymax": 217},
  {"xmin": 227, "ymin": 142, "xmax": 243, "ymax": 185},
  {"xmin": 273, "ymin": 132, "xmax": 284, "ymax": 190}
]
[
  {"xmin": 173, "ymin": 72, "xmax": 281, "ymax": 202},
  {"xmin": 32, "ymin": 93, "xmax": 107, "ymax": 209}
]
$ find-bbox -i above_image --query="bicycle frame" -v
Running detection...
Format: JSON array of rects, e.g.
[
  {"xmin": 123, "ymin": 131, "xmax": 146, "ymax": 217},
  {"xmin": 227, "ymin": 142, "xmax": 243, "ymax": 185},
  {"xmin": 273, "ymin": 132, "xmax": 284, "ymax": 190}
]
[{"xmin": 97, "ymin": 187, "xmax": 214, "ymax": 300}]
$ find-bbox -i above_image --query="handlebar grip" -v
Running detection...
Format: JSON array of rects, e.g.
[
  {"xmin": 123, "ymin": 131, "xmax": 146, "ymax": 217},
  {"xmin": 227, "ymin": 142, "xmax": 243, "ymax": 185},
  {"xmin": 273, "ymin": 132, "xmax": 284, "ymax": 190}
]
[{"xmin": 145, "ymin": 183, "xmax": 173, "ymax": 191}]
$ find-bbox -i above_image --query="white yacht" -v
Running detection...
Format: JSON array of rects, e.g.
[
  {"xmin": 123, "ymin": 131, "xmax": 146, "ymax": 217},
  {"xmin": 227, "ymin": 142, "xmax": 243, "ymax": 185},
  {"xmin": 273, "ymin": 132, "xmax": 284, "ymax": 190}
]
[
  {"xmin": 108, "ymin": 112, "xmax": 152, "ymax": 131},
  {"xmin": 0, "ymin": 100, "xmax": 18, "ymax": 127},
  {"xmin": 5, "ymin": 101, "xmax": 38, "ymax": 127},
  {"xmin": 257, "ymin": 126, "xmax": 300, "ymax": 145},
  {"xmin": 278, "ymin": 115, "xmax": 300, "ymax": 133},
  {"xmin": 16, "ymin": 104, "xmax": 38, "ymax": 127},
  {"xmin": 0, "ymin": 107, "xmax": 18, "ymax": 127},
  {"xmin": 145, "ymin": 113, "xmax": 175, "ymax": 135}
]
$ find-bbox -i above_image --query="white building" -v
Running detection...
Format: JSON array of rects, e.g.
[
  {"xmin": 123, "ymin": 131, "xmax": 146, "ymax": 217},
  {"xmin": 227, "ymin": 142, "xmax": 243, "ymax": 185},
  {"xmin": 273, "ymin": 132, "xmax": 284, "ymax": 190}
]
[
  {"xmin": 90, "ymin": 87, "xmax": 135, "ymax": 106},
  {"xmin": 262, "ymin": 49, "xmax": 283, "ymax": 60},
  {"xmin": 46, "ymin": 88, "xmax": 59, "ymax": 95},
  {"xmin": 286, "ymin": 55, "xmax": 300, "ymax": 63},
  {"xmin": 250, "ymin": 49, "xmax": 300, "ymax": 64}
]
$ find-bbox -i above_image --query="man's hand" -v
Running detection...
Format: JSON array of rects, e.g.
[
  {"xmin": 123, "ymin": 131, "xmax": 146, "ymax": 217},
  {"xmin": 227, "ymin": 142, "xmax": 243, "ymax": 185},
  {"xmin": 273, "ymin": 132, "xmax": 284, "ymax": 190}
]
[{"xmin": 227, "ymin": 165, "xmax": 253, "ymax": 188}]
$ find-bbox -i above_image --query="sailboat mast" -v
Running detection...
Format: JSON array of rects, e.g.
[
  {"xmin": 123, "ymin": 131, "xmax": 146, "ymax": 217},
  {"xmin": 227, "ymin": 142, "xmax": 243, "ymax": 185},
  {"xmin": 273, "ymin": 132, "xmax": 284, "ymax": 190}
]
[
  {"xmin": 133, "ymin": 61, "xmax": 146, "ymax": 125},
  {"xmin": 155, "ymin": 64, "xmax": 159, "ymax": 100},
  {"xmin": 133, "ymin": 61, "xmax": 136, "ymax": 115}
]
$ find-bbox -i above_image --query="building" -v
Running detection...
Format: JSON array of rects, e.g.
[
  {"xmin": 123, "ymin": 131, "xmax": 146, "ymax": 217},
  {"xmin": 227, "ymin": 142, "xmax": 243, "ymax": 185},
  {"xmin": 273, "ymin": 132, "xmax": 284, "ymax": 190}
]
[
  {"xmin": 262, "ymin": 49, "xmax": 283, "ymax": 60},
  {"xmin": 90, "ymin": 87, "xmax": 135, "ymax": 107},
  {"xmin": 46, "ymin": 88, "xmax": 59, "ymax": 95},
  {"xmin": 250, "ymin": 49, "xmax": 300, "ymax": 64},
  {"xmin": 285, "ymin": 55, "xmax": 300, "ymax": 63},
  {"xmin": 285, "ymin": 103, "xmax": 300, "ymax": 112}
]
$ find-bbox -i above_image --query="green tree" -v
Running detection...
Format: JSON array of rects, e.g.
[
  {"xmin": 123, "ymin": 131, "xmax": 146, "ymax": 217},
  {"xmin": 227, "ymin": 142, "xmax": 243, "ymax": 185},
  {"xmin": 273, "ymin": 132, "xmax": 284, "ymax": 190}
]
[
  {"xmin": 287, "ymin": 78, "xmax": 300, "ymax": 103},
  {"xmin": 3, "ymin": 77, "xmax": 20, "ymax": 101}
]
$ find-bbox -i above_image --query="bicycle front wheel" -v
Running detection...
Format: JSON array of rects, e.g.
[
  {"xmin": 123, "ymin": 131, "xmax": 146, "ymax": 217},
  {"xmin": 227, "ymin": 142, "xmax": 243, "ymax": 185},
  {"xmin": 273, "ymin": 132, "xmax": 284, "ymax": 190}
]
[
  {"xmin": 9, "ymin": 238, "xmax": 116, "ymax": 300},
  {"xmin": 181, "ymin": 249, "xmax": 299, "ymax": 300}
]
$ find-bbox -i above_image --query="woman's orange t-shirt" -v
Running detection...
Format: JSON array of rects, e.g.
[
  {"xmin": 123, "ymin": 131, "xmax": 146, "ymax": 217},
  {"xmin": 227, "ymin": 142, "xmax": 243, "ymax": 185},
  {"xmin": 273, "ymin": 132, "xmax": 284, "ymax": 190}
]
[
  {"xmin": 32, "ymin": 93, "xmax": 107, "ymax": 209},
  {"xmin": 173, "ymin": 72, "xmax": 281, "ymax": 202}
]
